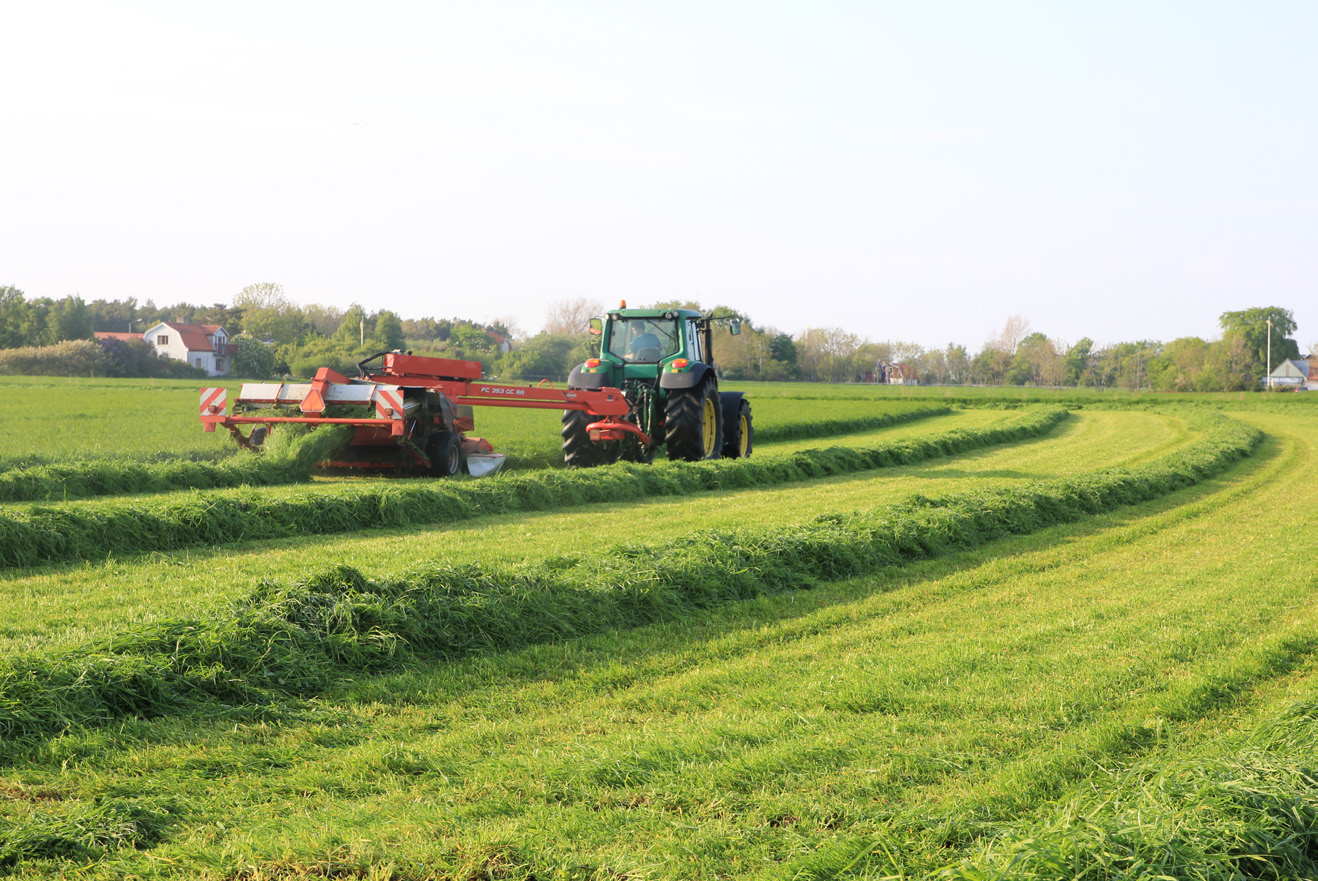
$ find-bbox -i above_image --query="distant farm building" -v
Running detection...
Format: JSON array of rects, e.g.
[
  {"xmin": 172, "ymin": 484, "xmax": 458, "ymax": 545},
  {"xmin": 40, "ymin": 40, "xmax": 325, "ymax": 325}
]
[
  {"xmin": 140, "ymin": 323, "xmax": 233, "ymax": 376},
  {"xmin": 886, "ymin": 363, "xmax": 918, "ymax": 385},
  {"xmin": 1267, "ymin": 359, "xmax": 1314, "ymax": 391}
]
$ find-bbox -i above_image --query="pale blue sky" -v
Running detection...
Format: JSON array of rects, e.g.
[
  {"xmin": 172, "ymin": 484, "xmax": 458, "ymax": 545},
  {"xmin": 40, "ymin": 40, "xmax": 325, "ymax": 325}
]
[{"xmin": 2, "ymin": 1, "xmax": 1314, "ymax": 351}]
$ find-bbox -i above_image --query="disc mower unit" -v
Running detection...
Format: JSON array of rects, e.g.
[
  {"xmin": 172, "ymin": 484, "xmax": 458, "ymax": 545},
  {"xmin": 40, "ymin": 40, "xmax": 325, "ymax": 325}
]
[{"xmin": 201, "ymin": 351, "xmax": 636, "ymax": 477}]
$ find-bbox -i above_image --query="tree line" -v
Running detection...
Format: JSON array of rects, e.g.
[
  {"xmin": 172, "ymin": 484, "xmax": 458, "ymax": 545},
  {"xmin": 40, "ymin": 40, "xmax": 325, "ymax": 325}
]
[{"xmin": 0, "ymin": 283, "xmax": 1306, "ymax": 390}]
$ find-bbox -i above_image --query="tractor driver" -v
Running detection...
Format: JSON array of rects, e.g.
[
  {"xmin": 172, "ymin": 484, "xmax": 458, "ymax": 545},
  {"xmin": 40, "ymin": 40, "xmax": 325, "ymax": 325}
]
[{"xmin": 623, "ymin": 320, "xmax": 674, "ymax": 362}]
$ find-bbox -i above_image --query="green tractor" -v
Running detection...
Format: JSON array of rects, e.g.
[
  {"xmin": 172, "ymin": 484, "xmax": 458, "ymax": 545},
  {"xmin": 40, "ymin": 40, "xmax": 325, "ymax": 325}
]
[{"xmin": 563, "ymin": 305, "xmax": 753, "ymax": 467}]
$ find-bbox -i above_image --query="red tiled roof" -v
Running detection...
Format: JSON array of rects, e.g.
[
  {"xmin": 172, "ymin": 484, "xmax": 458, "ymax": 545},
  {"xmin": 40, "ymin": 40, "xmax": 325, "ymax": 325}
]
[
  {"xmin": 94, "ymin": 332, "xmax": 141, "ymax": 342},
  {"xmin": 161, "ymin": 322, "xmax": 224, "ymax": 353}
]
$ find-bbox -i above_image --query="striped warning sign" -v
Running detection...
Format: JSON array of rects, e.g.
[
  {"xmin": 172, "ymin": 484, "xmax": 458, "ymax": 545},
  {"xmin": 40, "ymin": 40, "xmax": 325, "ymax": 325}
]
[
  {"xmin": 199, "ymin": 387, "xmax": 226, "ymax": 417},
  {"xmin": 375, "ymin": 387, "xmax": 405, "ymax": 420}
]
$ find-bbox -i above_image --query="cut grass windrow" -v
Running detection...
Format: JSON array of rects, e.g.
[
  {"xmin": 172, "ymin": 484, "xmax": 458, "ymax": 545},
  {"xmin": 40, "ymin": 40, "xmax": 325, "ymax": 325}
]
[
  {"xmin": 752, "ymin": 403, "xmax": 950, "ymax": 443},
  {"xmin": 0, "ymin": 412, "xmax": 1260, "ymax": 748},
  {"xmin": 0, "ymin": 407, "xmax": 1065, "ymax": 570},
  {"xmin": 0, "ymin": 426, "xmax": 350, "ymax": 504}
]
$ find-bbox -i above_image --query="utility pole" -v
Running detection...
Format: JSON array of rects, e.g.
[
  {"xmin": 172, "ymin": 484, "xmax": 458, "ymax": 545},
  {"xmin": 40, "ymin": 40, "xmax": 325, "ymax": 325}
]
[{"xmin": 1266, "ymin": 318, "xmax": 1273, "ymax": 391}]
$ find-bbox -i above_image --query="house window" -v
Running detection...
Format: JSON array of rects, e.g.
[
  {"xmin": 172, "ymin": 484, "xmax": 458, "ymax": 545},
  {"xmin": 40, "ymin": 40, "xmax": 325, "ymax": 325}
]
[
  {"xmin": 157, "ymin": 335, "xmax": 169, "ymax": 345},
  {"xmin": 195, "ymin": 358, "xmax": 202, "ymax": 367},
  {"xmin": 215, "ymin": 358, "xmax": 225, "ymax": 372}
]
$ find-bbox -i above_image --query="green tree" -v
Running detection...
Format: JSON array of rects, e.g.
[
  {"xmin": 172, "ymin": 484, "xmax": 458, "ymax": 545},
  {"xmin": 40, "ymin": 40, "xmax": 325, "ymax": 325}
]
[
  {"xmin": 1063, "ymin": 338, "xmax": 1094, "ymax": 386},
  {"xmin": 302, "ymin": 303, "xmax": 344, "ymax": 337},
  {"xmin": 1151, "ymin": 337, "xmax": 1210, "ymax": 391},
  {"xmin": 402, "ymin": 316, "xmax": 451, "ymax": 342},
  {"xmin": 370, "ymin": 310, "xmax": 406, "ymax": 351},
  {"xmin": 48, "ymin": 296, "xmax": 93, "ymax": 343},
  {"xmin": 280, "ymin": 334, "xmax": 361, "ymax": 379},
  {"xmin": 89, "ymin": 297, "xmax": 141, "ymax": 333},
  {"xmin": 1101, "ymin": 341, "xmax": 1161, "ymax": 390},
  {"xmin": 332, "ymin": 304, "xmax": 370, "ymax": 347},
  {"xmin": 1007, "ymin": 333, "xmax": 1064, "ymax": 386},
  {"xmin": 231, "ymin": 336, "xmax": 277, "ymax": 378},
  {"xmin": 769, "ymin": 333, "xmax": 797, "ymax": 369},
  {"xmin": 1199, "ymin": 335, "xmax": 1254, "ymax": 391},
  {"xmin": 501, "ymin": 333, "xmax": 581, "ymax": 381},
  {"xmin": 235, "ymin": 282, "xmax": 303, "ymax": 344},
  {"xmin": 1218, "ymin": 307, "xmax": 1300, "ymax": 384},
  {"xmin": 448, "ymin": 322, "xmax": 493, "ymax": 357},
  {"xmin": 942, "ymin": 344, "xmax": 970, "ymax": 384},
  {"xmin": 0, "ymin": 286, "xmax": 28, "ymax": 349},
  {"xmin": 19, "ymin": 298, "xmax": 53, "ymax": 347}
]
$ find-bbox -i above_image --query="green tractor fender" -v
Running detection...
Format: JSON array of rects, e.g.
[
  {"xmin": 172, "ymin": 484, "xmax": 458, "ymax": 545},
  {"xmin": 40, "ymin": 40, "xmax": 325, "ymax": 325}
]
[
  {"xmin": 658, "ymin": 362, "xmax": 715, "ymax": 391},
  {"xmin": 567, "ymin": 364, "xmax": 611, "ymax": 389}
]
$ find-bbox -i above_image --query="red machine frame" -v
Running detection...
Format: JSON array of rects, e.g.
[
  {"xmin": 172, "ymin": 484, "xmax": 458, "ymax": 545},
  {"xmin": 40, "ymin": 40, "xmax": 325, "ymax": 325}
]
[{"xmin": 200, "ymin": 352, "xmax": 651, "ymax": 469}]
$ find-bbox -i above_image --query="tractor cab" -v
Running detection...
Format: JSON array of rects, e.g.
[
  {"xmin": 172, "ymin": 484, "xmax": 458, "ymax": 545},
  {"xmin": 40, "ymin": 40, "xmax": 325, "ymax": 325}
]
[
  {"xmin": 601, "ymin": 312, "xmax": 705, "ymax": 371},
  {"xmin": 576, "ymin": 307, "xmax": 717, "ymax": 387}
]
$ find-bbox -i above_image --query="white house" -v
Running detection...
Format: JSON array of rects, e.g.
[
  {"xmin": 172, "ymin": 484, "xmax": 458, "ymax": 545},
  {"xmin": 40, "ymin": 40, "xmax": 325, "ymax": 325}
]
[
  {"xmin": 1266, "ymin": 358, "xmax": 1314, "ymax": 391},
  {"xmin": 142, "ymin": 322, "xmax": 232, "ymax": 376}
]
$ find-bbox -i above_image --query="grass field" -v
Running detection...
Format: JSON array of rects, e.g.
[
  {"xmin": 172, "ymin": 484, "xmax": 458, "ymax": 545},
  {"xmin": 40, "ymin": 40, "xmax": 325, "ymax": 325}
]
[{"xmin": 0, "ymin": 376, "xmax": 1314, "ymax": 879}]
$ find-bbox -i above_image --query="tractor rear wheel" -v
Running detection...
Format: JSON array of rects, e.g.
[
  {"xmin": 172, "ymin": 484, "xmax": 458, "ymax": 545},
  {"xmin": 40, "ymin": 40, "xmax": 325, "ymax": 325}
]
[
  {"xmin": 426, "ymin": 431, "xmax": 465, "ymax": 477},
  {"xmin": 721, "ymin": 396, "xmax": 753, "ymax": 459},
  {"xmin": 562, "ymin": 410, "xmax": 620, "ymax": 468},
  {"xmin": 665, "ymin": 381, "xmax": 723, "ymax": 462}
]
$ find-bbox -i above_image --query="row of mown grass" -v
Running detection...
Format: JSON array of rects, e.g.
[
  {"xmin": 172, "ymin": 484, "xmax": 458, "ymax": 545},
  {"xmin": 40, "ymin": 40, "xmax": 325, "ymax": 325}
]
[
  {"xmin": 0, "ymin": 408, "xmax": 1176, "ymax": 660},
  {"xmin": 0, "ymin": 427, "xmax": 350, "ymax": 503},
  {"xmin": 0, "ymin": 407, "xmax": 1066, "ymax": 569},
  {"xmin": 0, "ymin": 402, "xmax": 951, "ymax": 501},
  {"xmin": 0, "ymin": 411, "xmax": 1260, "ymax": 748}
]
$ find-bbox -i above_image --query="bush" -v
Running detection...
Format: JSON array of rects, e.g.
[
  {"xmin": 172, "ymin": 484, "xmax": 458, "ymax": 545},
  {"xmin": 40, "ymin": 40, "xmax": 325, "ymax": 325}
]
[
  {"xmin": 0, "ymin": 340, "xmax": 109, "ymax": 377},
  {"xmin": 0, "ymin": 339, "xmax": 208, "ymax": 379}
]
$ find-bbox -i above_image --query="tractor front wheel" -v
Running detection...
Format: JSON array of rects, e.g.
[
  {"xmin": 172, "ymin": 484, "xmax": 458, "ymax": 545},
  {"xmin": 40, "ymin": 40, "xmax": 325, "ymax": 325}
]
[
  {"xmin": 665, "ymin": 381, "xmax": 723, "ymax": 462},
  {"xmin": 562, "ymin": 410, "xmax": 620, "ymax": 468}
]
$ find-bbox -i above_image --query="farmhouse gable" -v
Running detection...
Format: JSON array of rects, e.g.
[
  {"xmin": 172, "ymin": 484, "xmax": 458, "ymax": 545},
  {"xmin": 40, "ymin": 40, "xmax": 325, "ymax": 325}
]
[
  {"xmin": 143, "ymin": 322, "xmax": 232, "ymax": 377},
  {"xmin": 1267, "ymin": 358, "xmax": 1314, "ymax": 390}
]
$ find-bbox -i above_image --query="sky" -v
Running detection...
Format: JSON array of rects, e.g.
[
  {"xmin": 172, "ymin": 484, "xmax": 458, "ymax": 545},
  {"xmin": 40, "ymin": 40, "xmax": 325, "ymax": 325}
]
[{"xmin": 2, "ymin": 1, "xmax": 1314, "ymax": 352}]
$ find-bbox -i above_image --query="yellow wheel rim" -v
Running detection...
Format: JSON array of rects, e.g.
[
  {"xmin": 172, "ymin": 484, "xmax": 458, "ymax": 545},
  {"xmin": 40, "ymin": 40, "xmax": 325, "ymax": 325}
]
[
  {"xmin": 738, "ymin": 413, "xmax": 749, "ymax": 457},
  {"xmin": 702, "ymin": 396, "xmax": 718, "ymax": 455}
]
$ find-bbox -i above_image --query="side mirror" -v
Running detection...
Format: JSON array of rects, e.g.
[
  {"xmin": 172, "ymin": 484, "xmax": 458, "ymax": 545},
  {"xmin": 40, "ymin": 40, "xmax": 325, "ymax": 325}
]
[
  {"xmin": 588, "ymin": 318, "xmax": 602, "ymax": 336},
  {"xmin": 729, "ymin": 318, "xmax": 741, "ymax": 336}
]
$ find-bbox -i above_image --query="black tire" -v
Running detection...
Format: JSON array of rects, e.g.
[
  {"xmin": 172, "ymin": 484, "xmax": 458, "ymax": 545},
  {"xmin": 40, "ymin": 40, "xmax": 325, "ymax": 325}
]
[
  {"xmin": 665, "ymin": 381, "xmax": 723, "ymax": 462},
  {"xmin": 721, "ymin": 396, "xmax": 753, "ymax": 459},
  {"xmin": 562, "ymin": 409, "xmax": 619, "ymax": 468},
  {"xmin": 426, "ymin": 431, "xmax": 465, "ymax": 477}
]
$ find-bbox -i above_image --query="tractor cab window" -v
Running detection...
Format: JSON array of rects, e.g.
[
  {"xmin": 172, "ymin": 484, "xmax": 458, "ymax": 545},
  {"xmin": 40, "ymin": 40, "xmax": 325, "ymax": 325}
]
[
  {"xmin": 686, "ymin": 319, "xmax": 703, "ymax": 364},
  {"xmin": 608, "ymin": 318, "xmax": 680, "ymax": 363}
]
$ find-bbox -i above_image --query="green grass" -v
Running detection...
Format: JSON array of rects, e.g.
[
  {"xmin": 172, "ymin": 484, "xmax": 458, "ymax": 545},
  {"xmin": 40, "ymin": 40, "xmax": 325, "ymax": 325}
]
[
  {"xmin": 0, "ymin": 426, "xmax": 350, "ymax": 503},
  {"xmin": 0, "ymin": 408, "xmax": 1068, "ymax": 569},
  {"xmin": 0, "ymin": 409, "xmax": 1259, "ymax": 747},
  {"xmin": 0, "ymin": 376, "xmax": 239, "ymax": 468},
  {"xmin": 0, "ymin": 409, "xmax": 1191, "ymax": 657},
  {"xmin": 1, "ymin": 372, "xmax": 1315, "ymax": 879},
  {"xmin": 0, "ymin": 411, "xmax": 1310, "ymax": 879}
]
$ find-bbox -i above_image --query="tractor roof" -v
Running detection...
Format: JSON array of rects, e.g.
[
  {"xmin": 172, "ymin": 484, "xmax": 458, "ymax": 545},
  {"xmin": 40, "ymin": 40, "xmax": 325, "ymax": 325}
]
[{"xmin": 608, "ymin": 308, "xmax": 703, "ymax": 320}]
